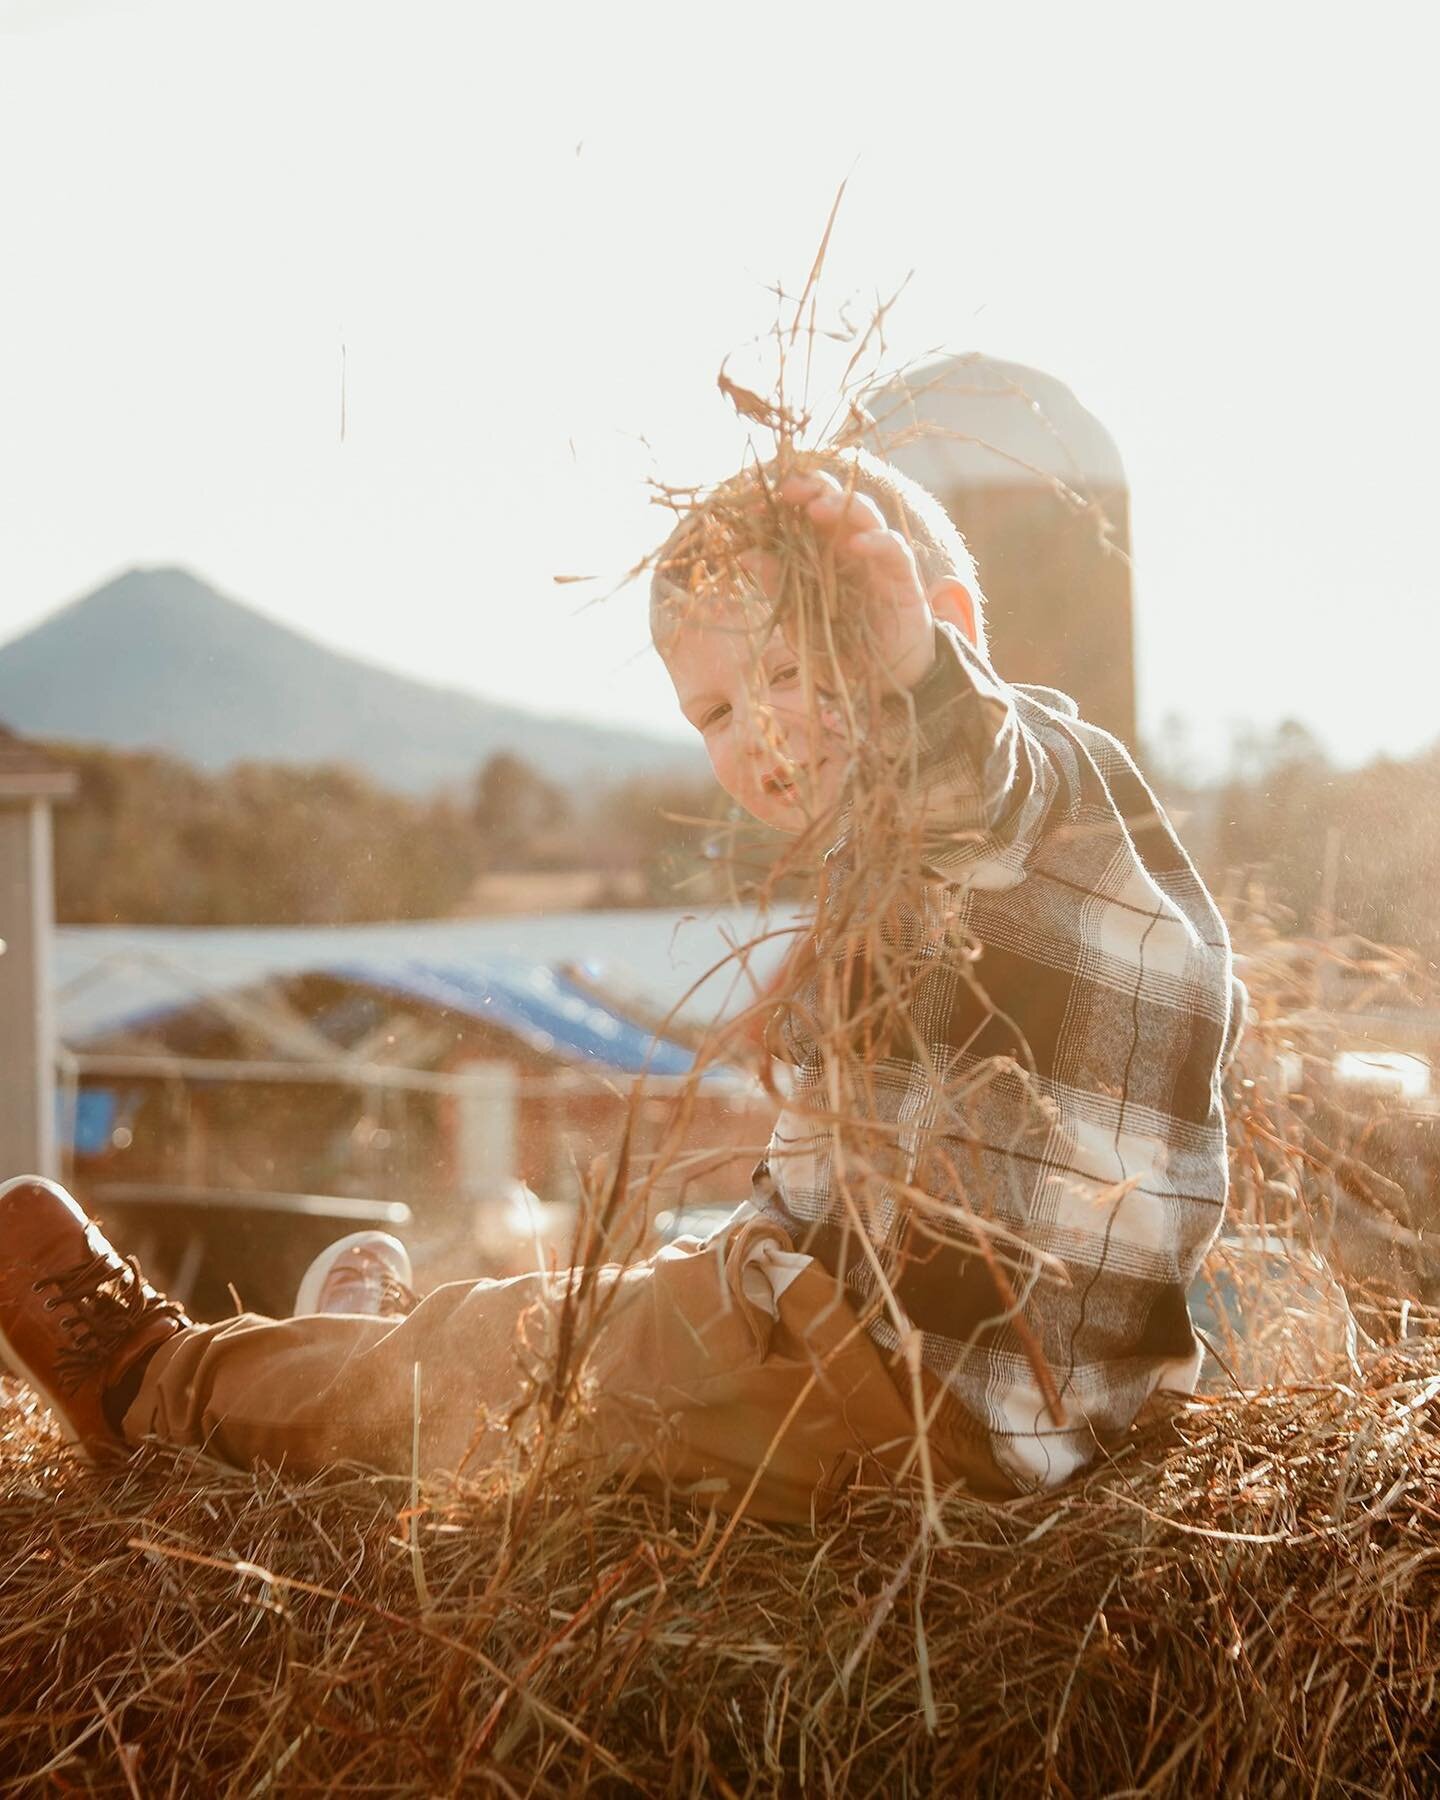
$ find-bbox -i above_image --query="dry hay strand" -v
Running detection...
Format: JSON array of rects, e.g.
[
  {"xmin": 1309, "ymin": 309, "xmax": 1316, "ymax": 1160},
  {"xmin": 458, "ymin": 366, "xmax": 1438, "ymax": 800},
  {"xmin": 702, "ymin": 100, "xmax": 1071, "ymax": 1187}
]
[{"xmin": 4, "ymin": 1338, "xmax": 1440, "ymax": 1797}]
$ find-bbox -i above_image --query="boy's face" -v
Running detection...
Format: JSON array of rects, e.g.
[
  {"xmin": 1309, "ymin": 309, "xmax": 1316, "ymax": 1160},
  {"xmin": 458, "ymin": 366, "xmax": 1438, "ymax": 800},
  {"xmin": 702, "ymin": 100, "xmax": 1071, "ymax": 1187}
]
[
  {"xmin": 656, "ymin": 466, "xmax": 979, "ymax": 833},
  {"xmin": 660, "ymin": 598, "xmax": 847, "ymax": 833}
]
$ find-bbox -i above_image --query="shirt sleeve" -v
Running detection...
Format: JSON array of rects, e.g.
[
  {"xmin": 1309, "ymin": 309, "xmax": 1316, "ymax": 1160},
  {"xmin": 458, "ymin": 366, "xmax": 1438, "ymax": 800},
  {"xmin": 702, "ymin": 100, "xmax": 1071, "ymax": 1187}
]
[{"xmin": 895, "ymin": 621, "xmax": 1059, "ymax": 886}]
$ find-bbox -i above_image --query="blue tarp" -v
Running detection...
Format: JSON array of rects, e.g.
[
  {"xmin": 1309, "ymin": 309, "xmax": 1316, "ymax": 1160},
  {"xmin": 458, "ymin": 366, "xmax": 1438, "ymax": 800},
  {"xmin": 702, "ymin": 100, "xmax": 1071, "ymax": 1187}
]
[
  {"xmin": 55, "ymin": 910, "xmax": 798, "ymax": 1052},
  {"xmin": 65, "ymin": 1087, "xmax": 116, "ymax": 1155},
  {"xmin": 55, "ymin": 946, "xmax": 705, "ymax": 1077},
  {"xmin": 57, "ymin": 1086, "xmax": 142, "ymax": 1156},
  {"xmin": 317, "ymin": 956, "xmax": 698, "ymax": 1077}
]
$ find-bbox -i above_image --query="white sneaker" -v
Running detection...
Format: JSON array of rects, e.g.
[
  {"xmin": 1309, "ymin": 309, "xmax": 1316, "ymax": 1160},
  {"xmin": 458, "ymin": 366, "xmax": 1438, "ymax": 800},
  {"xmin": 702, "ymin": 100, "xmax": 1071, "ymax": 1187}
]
[{"xmin": 293, "ymin": 1232, "xmax": 417, "ymax": 1319}]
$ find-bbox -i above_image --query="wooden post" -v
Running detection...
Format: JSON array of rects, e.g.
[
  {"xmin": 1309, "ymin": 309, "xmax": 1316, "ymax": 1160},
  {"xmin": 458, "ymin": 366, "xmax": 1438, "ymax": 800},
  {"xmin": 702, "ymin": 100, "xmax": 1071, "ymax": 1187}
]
[
  {"xmin": 454, "ymin": 1060, "xmax": 518, "ymax": 1212},
  {"xmin": 0, "ymin": 730, "xmax": 76, "ymax": 1178}
]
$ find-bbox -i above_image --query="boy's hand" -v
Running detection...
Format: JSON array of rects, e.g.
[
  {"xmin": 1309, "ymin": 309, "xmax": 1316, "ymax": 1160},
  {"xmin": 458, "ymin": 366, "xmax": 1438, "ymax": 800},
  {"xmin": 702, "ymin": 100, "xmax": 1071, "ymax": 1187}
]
[{"xmin": 765, "ymin": 468, "xmax": 937, "ymax": 692}]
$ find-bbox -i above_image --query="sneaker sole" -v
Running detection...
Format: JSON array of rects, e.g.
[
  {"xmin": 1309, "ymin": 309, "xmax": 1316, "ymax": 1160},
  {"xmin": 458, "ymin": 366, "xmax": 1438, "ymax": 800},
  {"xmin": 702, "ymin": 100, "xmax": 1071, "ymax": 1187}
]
[{"xmin": 293, "ymin": 1231, "xmax": 413, "ymax": 1317}]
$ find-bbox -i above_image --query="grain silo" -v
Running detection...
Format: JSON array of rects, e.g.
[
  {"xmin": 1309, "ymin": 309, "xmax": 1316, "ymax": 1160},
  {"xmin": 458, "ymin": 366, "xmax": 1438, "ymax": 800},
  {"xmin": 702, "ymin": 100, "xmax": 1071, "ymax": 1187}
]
[{"xmin": 863, "ymin": 353, "xmax": 1135, "ymax": 746}]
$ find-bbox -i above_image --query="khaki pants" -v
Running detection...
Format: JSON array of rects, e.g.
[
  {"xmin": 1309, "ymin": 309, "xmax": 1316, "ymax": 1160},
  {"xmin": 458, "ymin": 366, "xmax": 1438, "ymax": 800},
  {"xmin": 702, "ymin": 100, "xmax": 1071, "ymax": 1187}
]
[{"xmin": 125, "ymin": 1217, "xmax": 1013, "ymax": 1522}]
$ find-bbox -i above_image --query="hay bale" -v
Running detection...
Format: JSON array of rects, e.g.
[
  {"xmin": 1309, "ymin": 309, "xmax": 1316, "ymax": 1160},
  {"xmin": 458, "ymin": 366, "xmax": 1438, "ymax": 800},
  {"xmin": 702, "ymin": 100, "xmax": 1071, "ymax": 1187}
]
[{"xmin": 4, "ymin": 1344, "xmax": 1439, "ymax": 1796}]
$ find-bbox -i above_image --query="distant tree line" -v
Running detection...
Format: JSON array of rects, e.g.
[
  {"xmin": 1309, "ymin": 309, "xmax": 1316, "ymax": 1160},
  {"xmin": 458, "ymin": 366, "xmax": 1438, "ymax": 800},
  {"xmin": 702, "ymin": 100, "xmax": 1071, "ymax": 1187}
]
[
  {"xmin": 1151, "ymin": 720, "xmax": 1440, "ymax": 964},
  {"xmin": 49, "ymin": 744, "xmax": 727, "ymax": 926},
  {"xmin": 46, "ymin": 727, "xmax": 1440, "ymax": 957}
]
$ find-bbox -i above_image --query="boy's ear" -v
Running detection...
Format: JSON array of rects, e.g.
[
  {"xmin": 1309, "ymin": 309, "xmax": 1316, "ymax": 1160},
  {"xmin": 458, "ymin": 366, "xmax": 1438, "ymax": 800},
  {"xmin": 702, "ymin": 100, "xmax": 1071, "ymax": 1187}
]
[{"xmin": 929, "ymin": 577, "xmax": 979, "ymax": 648}]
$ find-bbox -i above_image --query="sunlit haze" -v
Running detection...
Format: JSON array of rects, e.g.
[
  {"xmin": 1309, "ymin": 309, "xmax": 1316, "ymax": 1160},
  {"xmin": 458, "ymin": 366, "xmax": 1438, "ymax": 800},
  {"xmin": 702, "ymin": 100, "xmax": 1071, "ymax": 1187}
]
[{"xmin": 2, "ymin": 0, "xmax": 1436, "ymax": 774}]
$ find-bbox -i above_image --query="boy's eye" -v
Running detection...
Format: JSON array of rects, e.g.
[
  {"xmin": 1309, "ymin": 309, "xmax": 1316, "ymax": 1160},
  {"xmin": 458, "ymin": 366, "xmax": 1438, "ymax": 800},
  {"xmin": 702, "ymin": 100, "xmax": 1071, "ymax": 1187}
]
[
  {"xmin": 701, "ymin": 703, "xmax": 731, "ymax": 731},
  {"xmin": 771, "ymin": 663, "xmax": 800, "ymax": 685}
]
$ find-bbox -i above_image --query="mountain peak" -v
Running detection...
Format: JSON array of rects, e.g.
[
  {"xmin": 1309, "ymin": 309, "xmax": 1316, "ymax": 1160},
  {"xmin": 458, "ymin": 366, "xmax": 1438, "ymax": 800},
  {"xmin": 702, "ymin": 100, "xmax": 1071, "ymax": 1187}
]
[
  {"xmin": 59, "ymin": 566, "xmax": 309, "ymax": 646},
  {"xmin": 0, "ymin": 566, "xmax": 689, "ymax": 792},
  {"xmin": 88, "ymin": 564, "xmax": 224, "ymax": 599}
]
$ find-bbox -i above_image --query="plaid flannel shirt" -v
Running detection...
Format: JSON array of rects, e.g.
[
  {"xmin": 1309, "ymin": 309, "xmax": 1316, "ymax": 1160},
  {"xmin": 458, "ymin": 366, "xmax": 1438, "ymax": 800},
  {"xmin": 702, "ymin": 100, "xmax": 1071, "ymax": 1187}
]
[{"xmin": 755, "ymin": 622, "xmax": 1241, "ymax": 1492}]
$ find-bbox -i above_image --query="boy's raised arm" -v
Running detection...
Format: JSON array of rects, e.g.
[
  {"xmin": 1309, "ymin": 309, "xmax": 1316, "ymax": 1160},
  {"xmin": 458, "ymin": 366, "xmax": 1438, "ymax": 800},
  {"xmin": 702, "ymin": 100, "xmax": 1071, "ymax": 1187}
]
[
  {"xmin": 901, "ymin": 620, "xmax": 1058, "ymax": 883},
  {"xmin": 770, "ymin": 468, "xmax": 1056, "ymax": 880}
]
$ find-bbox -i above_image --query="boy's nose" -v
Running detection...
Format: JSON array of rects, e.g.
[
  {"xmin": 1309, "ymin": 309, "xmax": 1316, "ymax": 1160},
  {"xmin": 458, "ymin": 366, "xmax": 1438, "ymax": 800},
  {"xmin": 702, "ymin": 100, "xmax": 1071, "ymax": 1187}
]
[{"xmin": 744, "ymin": 702, "xmax": 797, "ymax": 752}]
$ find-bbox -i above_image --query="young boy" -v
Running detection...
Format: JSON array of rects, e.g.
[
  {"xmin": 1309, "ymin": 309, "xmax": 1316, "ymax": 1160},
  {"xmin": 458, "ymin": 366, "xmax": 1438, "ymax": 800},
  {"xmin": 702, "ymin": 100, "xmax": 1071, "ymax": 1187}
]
[
  {"xmin": 653, "ymin": 449, "xmax": 1241, "ymax": 1491},
  {"xmin": 0, "ymin": 447, "xmax": 1238, "ymax": 1511}
]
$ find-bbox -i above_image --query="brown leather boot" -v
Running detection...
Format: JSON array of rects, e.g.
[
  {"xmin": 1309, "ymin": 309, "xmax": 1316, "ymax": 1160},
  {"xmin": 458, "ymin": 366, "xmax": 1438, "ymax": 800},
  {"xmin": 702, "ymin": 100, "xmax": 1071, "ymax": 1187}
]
[{"xmin": 0, "ymin": 1176, "xmax": 191, "ymax": 1457}]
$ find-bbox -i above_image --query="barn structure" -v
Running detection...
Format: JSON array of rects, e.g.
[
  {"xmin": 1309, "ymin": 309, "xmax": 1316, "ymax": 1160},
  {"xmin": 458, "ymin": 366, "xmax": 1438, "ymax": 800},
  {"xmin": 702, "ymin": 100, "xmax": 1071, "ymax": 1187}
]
[{"xmin": 52, "ymin": 911, "xmax": 786, "ymax": 1318}]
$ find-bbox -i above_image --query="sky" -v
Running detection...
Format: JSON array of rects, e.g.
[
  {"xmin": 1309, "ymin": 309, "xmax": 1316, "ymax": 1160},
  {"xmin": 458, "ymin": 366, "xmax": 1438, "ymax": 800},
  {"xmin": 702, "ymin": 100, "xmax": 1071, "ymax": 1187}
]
[{"xmin": 2, "ymin": 0, "xmax": 1437, "ymax": 774}]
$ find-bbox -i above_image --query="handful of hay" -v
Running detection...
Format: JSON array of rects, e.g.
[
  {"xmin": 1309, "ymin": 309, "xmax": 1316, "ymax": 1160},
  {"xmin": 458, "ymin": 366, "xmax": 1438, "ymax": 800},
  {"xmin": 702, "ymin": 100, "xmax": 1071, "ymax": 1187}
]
[{"xmin": 3, "ymin": 1339, "xmax": 1439, "ymax": 1794}]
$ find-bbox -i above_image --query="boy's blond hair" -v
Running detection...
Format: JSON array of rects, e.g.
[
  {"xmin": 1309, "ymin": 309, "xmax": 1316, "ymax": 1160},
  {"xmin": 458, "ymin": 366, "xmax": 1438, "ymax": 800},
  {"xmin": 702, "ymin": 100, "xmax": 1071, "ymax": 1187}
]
[{"xmin": 651, "ymin": 445, "xmax": 988, "ymax": 656}]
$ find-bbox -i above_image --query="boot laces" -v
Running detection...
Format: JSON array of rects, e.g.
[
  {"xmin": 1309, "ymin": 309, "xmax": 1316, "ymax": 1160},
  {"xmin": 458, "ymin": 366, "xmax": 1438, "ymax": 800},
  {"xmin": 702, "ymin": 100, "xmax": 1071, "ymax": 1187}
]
[
  {"xmin": 33, "ymin": 1237, "xmax": 186, "ymax": 1394},
  {"xmin": 380, "ymin": 1272, "xmax": 418, "ymax": 1317}
]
